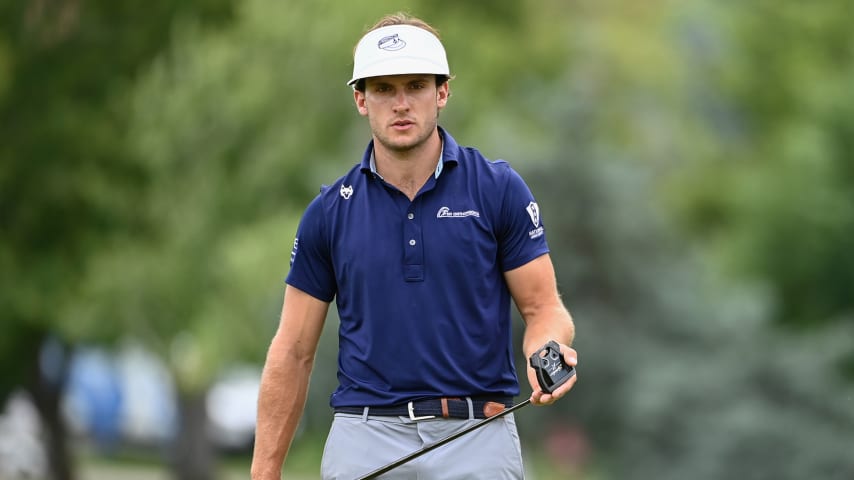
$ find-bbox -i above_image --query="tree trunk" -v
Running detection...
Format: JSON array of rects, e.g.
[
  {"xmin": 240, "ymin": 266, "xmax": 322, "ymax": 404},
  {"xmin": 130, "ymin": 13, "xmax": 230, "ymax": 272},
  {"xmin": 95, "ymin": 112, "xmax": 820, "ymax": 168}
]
[
  {"xmin": 172, "ymin": 388, "xmax": 216, "ymax": 480},
  {"xmin": 26, "ymin": 334, "xmax": 75, "ymax": 480}
]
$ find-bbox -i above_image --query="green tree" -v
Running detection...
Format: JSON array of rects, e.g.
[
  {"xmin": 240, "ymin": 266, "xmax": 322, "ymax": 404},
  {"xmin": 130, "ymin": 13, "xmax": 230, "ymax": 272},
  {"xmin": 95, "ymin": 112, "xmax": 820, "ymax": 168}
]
[
  {"xmin": 71, "ymin": 0, "xmax": 367, "ymax": 477},
  {"xmin": 672, "ymin": 1, "xmax": 854, "ymax": 330},
  {"xmin": 0, "ymin": 1, "xmax": 232, "ymax": 479},
  {"xmin": 484, "ymin": 1, "xmax": 854, "ymax": 478},
  {"xmin": 543, "ymin": 3, "xmax": 854, "ymax": 479}
]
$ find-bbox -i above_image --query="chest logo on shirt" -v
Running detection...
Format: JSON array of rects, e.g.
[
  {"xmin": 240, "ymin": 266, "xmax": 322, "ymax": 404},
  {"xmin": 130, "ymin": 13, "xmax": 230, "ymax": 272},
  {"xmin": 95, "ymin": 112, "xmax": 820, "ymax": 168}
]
[
  {"xmin": 340, "ymin": 184, "xmax": 354, "ymax": 200},
  {"xmin": 437, "ymin": 206, "xmax": 480, "ymax": 218}
]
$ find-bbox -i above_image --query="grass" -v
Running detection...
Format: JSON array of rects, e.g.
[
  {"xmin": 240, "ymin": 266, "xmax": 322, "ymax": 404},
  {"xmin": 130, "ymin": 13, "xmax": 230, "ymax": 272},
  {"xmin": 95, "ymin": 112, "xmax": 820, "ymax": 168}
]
[
  {"xmin": 79, "ymin": 457, "xmax": 318, "ymax": 480},
  {"xmin": 73, "ymin": 436, "xmax": 325, "ymax": 480}
]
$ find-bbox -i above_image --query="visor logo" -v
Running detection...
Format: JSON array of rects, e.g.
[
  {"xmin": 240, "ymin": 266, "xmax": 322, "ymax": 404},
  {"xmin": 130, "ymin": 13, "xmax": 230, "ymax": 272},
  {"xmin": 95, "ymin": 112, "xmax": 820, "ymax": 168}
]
[{"xmin": 378, "ymin": 34, "xmax": 406, "ymax": 51}]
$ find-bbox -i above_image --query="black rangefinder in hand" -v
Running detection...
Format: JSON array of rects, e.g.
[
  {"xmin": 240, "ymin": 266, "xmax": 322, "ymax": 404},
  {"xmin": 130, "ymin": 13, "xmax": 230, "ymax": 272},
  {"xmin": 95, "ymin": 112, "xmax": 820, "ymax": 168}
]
[{"xmin": 529, "ymin": 340, "xmax": 575, "ymax": 394}]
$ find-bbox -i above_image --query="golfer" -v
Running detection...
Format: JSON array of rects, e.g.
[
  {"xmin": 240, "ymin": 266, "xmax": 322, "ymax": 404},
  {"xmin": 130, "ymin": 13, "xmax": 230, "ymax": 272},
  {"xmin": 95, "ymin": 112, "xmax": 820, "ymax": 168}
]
[{"xmin": 251, "ymin": 12, "xmax": 578, "ymax": 480}]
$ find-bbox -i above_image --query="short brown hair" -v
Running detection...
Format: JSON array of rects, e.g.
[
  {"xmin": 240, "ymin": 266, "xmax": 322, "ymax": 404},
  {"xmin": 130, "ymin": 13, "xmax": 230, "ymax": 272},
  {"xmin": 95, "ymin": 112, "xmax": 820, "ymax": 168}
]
[
  {"xmin": 352, "ymin": 12, "xmax": 452, "ymax": 92},
  {"xmin": 364, "ymin": 12, "xmax": 442, "ymax": 38}
]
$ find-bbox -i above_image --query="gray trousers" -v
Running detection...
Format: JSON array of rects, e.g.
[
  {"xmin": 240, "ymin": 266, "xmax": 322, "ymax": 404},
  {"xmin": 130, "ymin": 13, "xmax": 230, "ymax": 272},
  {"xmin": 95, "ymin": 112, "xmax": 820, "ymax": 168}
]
[{"xmin": 321, "ymin": 410, "xmax": 524, "ymax": 479}]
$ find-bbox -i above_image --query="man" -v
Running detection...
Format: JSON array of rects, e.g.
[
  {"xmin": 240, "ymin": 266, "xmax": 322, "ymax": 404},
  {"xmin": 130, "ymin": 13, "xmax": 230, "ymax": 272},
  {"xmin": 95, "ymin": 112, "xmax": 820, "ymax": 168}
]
[{"xmin": 251, "ymin": 12, "xmax": 578, "ymax": 480}]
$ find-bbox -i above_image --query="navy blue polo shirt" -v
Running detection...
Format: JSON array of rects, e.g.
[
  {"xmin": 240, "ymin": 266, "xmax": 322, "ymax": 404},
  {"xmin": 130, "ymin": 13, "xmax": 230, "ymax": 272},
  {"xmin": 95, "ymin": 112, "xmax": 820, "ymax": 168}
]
[{"xmin": 287, "ymin": 127, "xmax": 549, "ymax": 407}]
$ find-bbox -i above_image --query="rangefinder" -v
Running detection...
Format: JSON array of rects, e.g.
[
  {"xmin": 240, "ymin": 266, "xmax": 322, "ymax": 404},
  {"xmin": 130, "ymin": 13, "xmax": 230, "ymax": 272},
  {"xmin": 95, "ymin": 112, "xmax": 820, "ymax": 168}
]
[{"xmin": 529, "ymin": 340, "xmax": 575, "ymax": 393}]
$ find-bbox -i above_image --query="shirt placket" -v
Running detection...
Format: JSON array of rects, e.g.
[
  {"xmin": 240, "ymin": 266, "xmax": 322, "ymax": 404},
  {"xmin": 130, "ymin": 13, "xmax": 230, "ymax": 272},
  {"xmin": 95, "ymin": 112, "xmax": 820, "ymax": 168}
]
[{"xmin": 403, "ymin": 199, "xmax": 424, "ymax": 282}]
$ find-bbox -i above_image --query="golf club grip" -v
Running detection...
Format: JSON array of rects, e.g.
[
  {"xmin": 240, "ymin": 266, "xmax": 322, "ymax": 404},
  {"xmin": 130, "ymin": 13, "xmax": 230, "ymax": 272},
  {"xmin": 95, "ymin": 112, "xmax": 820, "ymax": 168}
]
[{"xmin": 355, "ymin": 399, "xmax": 532, "ymax": 480}]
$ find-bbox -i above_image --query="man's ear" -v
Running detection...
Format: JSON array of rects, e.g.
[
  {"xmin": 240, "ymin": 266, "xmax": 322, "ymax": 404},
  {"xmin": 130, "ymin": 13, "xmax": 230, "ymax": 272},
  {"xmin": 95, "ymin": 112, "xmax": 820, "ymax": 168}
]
[
  {"xmin": 354, "ymin": 90, "xmax": 368, "ymax": 116},
  {"xmin": 437, "ymin": 82, "xmax": 450, "ymax": 110}
]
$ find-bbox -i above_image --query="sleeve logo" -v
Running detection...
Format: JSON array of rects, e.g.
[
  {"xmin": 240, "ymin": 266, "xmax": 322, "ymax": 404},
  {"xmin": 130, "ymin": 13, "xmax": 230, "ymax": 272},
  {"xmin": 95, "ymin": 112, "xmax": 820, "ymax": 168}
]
[
  {"xmin": 289, "ymin": 238, "xmax": 299, "ymax": 267},
  {"xmin": 526, "ymin": 202, "xmax": 540, "ymax": 227},
  {"xmin": 526, "ymin": 202, "xmax": 545, "ymax": 239}
]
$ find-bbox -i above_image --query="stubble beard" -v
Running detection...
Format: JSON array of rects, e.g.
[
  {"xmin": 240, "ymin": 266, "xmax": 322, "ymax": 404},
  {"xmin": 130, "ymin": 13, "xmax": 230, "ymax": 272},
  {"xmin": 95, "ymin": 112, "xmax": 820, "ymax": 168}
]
[{"xmin": 371, "ymin": 110, "xmax": 440, "ymax": 154}]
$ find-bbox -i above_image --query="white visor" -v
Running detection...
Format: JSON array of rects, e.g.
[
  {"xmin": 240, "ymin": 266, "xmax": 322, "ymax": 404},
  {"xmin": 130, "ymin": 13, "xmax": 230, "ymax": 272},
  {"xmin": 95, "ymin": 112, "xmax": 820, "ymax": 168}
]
[{"xmin": 348, "ymin": 24, "xmax": 450, "ymax": 86}]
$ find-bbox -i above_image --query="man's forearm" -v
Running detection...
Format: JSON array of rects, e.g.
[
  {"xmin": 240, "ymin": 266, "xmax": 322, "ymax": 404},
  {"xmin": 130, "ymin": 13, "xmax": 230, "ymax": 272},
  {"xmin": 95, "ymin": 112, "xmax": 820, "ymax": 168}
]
[
  {"xmin": 250, "ymin": 336, "xmax": 314, "ymax": 480},
  {"xmin": 522, "ymin": 303, "xmax": 575, "ymax": 357}
]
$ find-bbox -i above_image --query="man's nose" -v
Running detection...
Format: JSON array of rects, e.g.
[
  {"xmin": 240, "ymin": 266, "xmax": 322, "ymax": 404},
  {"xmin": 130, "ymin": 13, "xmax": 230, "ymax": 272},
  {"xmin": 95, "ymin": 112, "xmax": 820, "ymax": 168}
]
[{"xmin": 392, "ymin": 92, "xmax": 410, "ymax": 111}]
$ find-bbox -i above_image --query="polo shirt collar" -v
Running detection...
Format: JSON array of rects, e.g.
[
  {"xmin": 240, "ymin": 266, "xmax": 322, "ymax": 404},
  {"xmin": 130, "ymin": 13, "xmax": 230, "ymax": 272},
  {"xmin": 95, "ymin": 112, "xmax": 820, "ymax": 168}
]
[{"xmin": 360, "ymin": 126, "xmax": 460, "ymax": 180}]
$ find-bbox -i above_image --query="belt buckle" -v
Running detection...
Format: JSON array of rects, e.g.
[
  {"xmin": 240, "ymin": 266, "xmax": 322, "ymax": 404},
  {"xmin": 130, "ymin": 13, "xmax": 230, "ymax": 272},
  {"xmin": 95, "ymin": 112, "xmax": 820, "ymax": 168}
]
[{"xmin": 407, "ymin": 401, "xmax": 436, "ymax": 421}]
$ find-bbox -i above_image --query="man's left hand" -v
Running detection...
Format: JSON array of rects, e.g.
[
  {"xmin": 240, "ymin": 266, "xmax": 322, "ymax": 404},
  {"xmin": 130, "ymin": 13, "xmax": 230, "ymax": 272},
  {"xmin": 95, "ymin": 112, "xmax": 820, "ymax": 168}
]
[{"xmin": 528, "ymin": 343, "xmax": 578, "ymax": 406}]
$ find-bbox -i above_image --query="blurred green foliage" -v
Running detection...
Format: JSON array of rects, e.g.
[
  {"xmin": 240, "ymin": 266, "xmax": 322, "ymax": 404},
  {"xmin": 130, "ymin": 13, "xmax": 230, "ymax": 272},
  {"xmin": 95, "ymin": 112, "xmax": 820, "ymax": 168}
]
[
  {"xmin": 0, "ymin": 0, "xmax": 232, "ymax": 377},
  {"xmin": 2, "ymin": 0, "xmax": 853, "ymax": 479},
  {"xmin": 672, "ymin": 1, "xmax": 854, "ymax": 329}
]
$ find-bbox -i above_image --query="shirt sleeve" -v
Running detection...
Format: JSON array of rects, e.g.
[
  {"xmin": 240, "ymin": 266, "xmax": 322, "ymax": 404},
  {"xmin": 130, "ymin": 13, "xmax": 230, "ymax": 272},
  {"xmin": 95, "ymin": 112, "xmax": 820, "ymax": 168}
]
[
  {"xmin": 497, "ymin": 166, "xmax": 550, "ymax": 272},
  {"xmin": 285, "ymin": 193, "xmax": 337, "ymax": 302}
]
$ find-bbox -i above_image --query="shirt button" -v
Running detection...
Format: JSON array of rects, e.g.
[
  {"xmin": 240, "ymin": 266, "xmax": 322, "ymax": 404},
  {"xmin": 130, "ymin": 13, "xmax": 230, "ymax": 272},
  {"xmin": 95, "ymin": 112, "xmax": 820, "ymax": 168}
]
[
  {"xmin": 409, "ymin": 239, "xmax": 416, "ymax": 246},
  {"xmin": 407, "ymin": 213, "xmax": 414, "ymax": 220}
]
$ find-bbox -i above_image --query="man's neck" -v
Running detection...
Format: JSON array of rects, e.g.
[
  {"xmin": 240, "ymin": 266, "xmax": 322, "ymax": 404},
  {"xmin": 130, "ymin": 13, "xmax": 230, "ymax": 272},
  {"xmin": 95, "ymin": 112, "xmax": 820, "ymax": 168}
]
[{"xmin": 373, "ymin": 130, "xmax": 442, "ymax": 199}]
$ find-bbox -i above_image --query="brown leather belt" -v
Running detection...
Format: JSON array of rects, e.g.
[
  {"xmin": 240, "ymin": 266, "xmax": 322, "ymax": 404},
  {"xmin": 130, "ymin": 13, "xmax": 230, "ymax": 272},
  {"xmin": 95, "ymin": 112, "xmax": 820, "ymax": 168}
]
[{"xmin": 334, "ymin": 397, "xmax": 512, "ymax": 420}]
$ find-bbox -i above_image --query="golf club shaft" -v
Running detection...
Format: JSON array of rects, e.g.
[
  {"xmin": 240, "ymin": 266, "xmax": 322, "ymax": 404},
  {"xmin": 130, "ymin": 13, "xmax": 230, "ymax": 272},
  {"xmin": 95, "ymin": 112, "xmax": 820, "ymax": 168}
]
[{"xmin": 356, "ymin": 399, "xmax": 532, "ymax": 480}]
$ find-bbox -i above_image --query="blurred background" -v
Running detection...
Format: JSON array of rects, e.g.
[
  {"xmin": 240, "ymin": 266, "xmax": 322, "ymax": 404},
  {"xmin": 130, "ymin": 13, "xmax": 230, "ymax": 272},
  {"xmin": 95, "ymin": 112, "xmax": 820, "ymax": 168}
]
[{"xmin": 1, "ymin": 0, "xmax": 853, "ymax": 479}]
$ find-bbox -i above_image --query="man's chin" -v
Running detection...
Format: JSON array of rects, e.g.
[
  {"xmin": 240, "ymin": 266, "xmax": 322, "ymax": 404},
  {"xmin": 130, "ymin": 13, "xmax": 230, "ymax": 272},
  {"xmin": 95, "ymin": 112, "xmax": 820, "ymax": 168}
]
[
  {"xmin": 387, "ymin": 141, "xmax": 419, "ymax": 152},
  {"xmin": 380, "ymin": 135, "xmax": 420, "ymax": 152}
]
